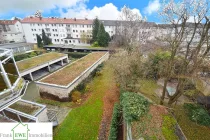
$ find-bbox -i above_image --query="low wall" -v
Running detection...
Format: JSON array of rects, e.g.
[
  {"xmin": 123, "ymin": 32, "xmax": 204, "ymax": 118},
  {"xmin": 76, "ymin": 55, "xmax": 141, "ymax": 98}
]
[{"xmin": 36, "ymin": 52, "xmax": 109, "ymax": 101}]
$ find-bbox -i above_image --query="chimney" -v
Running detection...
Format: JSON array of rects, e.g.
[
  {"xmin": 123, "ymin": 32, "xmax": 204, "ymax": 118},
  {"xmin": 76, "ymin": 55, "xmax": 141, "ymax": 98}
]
[
  {"xmin": 74, "ymin": 18, "xmax": 76, "ymax": 21},
  {"xmin": 64, "ymin": 17, "xmax": 66, "ymax": 19}
]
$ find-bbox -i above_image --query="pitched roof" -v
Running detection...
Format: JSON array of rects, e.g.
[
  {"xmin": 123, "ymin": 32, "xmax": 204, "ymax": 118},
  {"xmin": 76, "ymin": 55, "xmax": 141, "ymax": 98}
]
[
  {"xmin": 0, "ymin": 20, "xmax": 18, "ymax": 25},
  {"xmin": 21, "ymin": 17, "xmax": 93, "ymax": 25}
]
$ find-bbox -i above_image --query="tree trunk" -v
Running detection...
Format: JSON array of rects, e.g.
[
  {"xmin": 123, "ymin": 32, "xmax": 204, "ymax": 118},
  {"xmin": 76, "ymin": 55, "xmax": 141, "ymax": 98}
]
[
  {"xmin": 160, "ymin": 78, "xmax": 168, "ymax": 105},
  {"xmin": 168, "ymin": 79, "xmax": 185, "ymax": 105}
]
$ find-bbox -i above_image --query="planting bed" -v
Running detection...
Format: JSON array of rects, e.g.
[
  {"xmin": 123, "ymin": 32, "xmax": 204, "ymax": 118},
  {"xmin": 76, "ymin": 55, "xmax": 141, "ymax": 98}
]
[
  {"xmin": 9, "ymin": 100, "xmax": 41, "ymax": 115},
  {"xmin": 174, "ymin": 105, "xmax": 210, "ymax": 140},
  {"xmin": 17, "ymin": 52, "xmax": 67, "ymax": 72},
  {"xmin": 132, "ymin": 105, "xmax": 180, "ymax": 140}
]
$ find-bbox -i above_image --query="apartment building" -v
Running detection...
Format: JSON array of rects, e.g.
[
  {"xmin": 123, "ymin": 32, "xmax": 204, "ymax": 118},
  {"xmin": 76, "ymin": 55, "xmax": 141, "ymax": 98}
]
[
  {"xmin": 21, "ymin": 17, "xmax": 119, "ymax": 45},
  {"xmin": 0, "ymin": 20, "xmax": 25, "ymax": 44}
]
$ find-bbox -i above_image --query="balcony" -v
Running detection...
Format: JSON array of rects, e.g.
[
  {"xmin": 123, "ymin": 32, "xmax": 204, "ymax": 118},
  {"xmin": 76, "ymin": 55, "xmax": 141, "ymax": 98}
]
[
  {"xmin": 45, "ymin": 29, "xmax": 51, "ymax": 33},
  {"xmin": 0, "ymin": 48, "xmax": 28, "ymax": 111}
]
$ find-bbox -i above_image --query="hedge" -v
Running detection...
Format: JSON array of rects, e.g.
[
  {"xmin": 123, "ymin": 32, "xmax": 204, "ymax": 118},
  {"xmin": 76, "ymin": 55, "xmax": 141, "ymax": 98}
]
[
  {"xmin": 184, "ymin": 103, "xmax": 210, "ymax": 126},
  {"xmin": 108, "ymin": 103, "xmax": 121, "ymax": 140},
  {"xmin": 15, "ymin": 51, "xmax": 44, "ymax": 61},
  {"xmin": 120, "ymin": 92, "xmax": 149, "ymax": 123},
  {"xmin": 67, "ymin": 52, "xmax": 89, "ymax": 59}
]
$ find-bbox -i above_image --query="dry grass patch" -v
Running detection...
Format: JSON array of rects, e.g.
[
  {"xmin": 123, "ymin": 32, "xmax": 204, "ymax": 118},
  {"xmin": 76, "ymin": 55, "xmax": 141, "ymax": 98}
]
[
  {"xmin": 41, "ymin": 52, "xmax": 107, "ymax": 86},
  {"xmin": 17, "ymin": 52, "xmax": 66, "ymax": 72}
]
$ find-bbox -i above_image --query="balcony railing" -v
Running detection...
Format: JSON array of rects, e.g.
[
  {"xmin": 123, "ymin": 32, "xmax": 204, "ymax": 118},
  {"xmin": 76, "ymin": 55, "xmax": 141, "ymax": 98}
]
[
  {"xmin": 0, "ymin": 77, "xmax": 28, "ymax": 111},
  {"xmin": 0, "ymin": 48, "xmax": 28, "ymax": 111}
]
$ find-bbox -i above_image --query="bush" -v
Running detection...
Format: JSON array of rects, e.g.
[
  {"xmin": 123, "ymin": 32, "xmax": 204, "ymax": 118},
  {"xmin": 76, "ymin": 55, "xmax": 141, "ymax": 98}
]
[
  {"xmin": 120, "ymin": 92, "xmax": 149, "ymax": 122},
  {"xmin": 71, "ymin": 91, "xmax": 81, "ymax": 102},
  {"xmin": 162, "ymin": 115, "xmax": 178, "ymax": 140},
  {"xmin": 184, "ymin": 103, "xmax": 210, "ymax": 126},
  {"xmin": 14, "ymin": 51, "xmax": 44, "ymax": 61},
  {"xmin": 108, "ymin": 103, "xmax": 121, "ymax": 140},
  {"xmin": 67, "ymin": 52, "xmax": 88, "ymax": 59},
  {"xmin": 92, "ymin": 41, "xmax": 99, "ymax": 47},
  {"xmin": 74, "ymin": 63, "xmax": 104, "ymax": 93}
]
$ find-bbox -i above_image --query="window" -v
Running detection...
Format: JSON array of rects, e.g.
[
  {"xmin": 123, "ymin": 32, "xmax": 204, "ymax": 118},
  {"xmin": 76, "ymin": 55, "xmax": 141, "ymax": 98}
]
[
  {"xmin": 73, "ymin": 30, "xmax": 75, "ymax": 32},
  {"xmin": 52, "ymin": 29, "xmax": 54, "ymax": 31},
  {"xmin": 76, "ymin": 30, "xmax": 78, "ymax": 32},
  {"xmin": 51, "ymin": 24, "xmax": 53, "ymax": 26},
  {"xmin": 55, "ymin": 29, "xmax": 57, "ymax": 32},
  {"xmin": 32, "ymin": 29, "xmax": 34, "ymax": 31},
  {"xmin": 56, "ymin": 34, "xmax": 58, "ymax": 36},
  {"xmin": 34, "ymin": 38, "xmax": 36, "ymax": 41},
  {"xmin": 83, "ymin": 25, "xmax": 84, "ymax": 28},
  {"xmin": 76, "ymin": 35, "xmax": 78, "ymax": 37},
  {"xmin": 73, "ymin": 40, "xmax": 75, "ymax": 43},
  {"xmin": 54, "ymin": 39, "xmax": 57, "ymax": 42},
  {"xmin": 69, "ymin": 40, "xmax": 71, "ymax": 43},
  {"xmin": 57, "ymin": 39, "xmax": 59, "ymax": 42},
  {"xmin": 38, "ymin": 24, "xmax": 40, "ymax": 26},
  {"xmin": 34, "ymin": 29, "xmax": 36, "ymax": 31}
]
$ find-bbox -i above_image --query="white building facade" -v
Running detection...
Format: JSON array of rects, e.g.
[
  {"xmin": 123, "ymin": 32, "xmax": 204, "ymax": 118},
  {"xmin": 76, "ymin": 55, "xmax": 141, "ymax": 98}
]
[
  {"xmin": 21, "ymin": 17, "xmax": 119, "ymax": 45},
  {"xmin": 0, "ymin": 20, "xmax": 25, "ymax": 44}
]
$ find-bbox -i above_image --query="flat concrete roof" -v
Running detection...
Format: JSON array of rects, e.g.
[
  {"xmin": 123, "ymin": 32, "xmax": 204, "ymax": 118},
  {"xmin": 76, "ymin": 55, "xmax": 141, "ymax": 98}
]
[
  {"xmin": 40, "ymin": 52, "xmax": 107, "ymax": 86},
  {"xmin": 17, "ymin": 52, "xmax": 67, "ymax": 72},
  {"xmin": 0, "ymin": 43, "xmax": 33, "ymax": 49},
  {"xmin": 45, "ymin": 45, "xmax": 109, "ymax": 51}
]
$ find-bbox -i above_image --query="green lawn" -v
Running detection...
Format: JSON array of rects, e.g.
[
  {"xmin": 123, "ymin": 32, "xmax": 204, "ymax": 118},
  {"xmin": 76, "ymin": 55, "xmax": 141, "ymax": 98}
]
[
  {"xmin": 139, "ymin": 79, "xmax": 160, "ymax": 103},
  {"xmin": 174, "ymin": 105, "xmax": 210, "ymax": 140},
  {"xmin": 54, "ymin": 64, "xmax": 114, "ymax": 140}
]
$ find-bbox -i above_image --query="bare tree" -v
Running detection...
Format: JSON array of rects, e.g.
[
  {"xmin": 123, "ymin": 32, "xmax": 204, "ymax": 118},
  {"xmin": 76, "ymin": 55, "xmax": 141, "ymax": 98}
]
[
  {"xmin": 158, "ymin": 0, "xmax": 210, "ymax": 105},
  {"xmin": 0, "ymin": 25, "xmax": 4, "ymax": 44},
  {"xmin": 113, "ymin": 6, "xmax": 149, "ymax": 52},
  {"xmin": 80, "ymin": 31, "xmax": 91, "ymax": 44}
]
